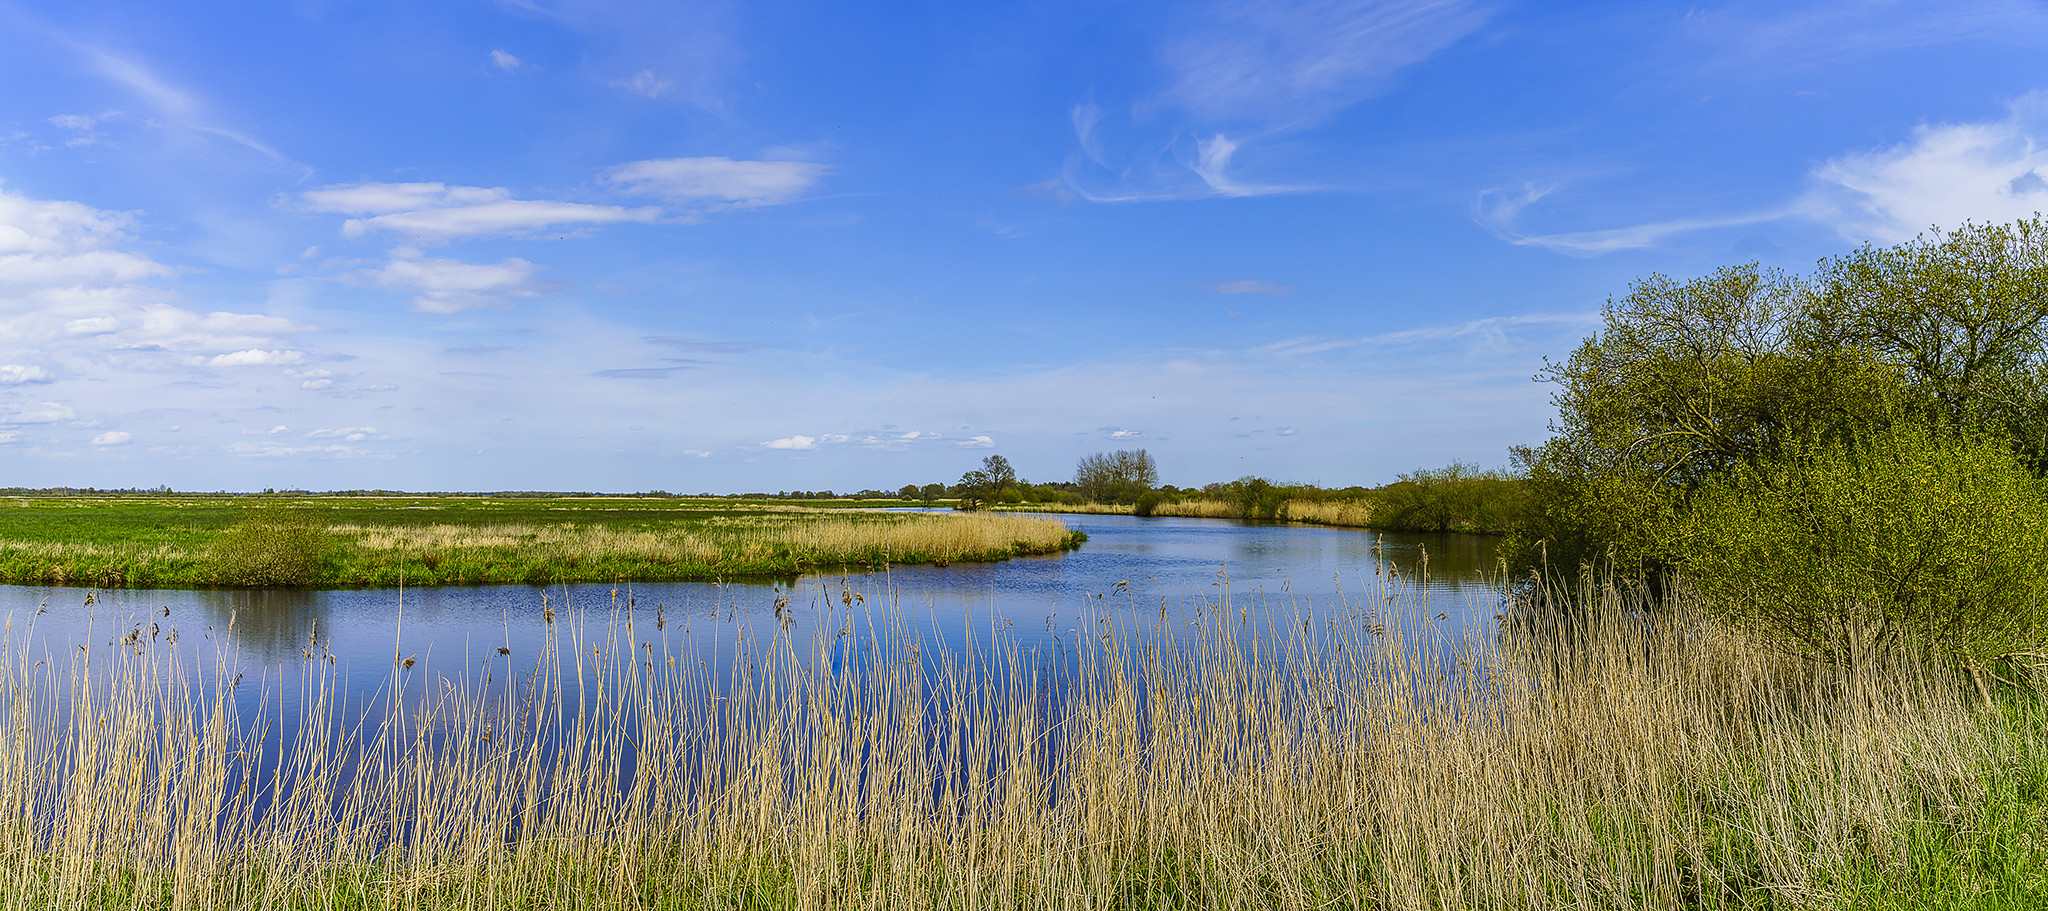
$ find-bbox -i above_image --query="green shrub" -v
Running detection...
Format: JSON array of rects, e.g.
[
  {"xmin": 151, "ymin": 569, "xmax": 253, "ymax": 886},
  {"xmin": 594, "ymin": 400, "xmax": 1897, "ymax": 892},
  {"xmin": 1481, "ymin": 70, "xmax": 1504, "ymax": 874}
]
[
  {"xmin": 1132, "ymin": 490, "xmax": 1163, "ymax": 517},
  {"xmin": 204, "ymin": 507, "xmax": 332, "ymax": 587},
  {"xmin": 1370, "ymin": 462, "xmax": 1526, "ymax": 534},
  {"xmin": 1672, "ymin": 425, "xmax": 2048, "ymax": 665}
]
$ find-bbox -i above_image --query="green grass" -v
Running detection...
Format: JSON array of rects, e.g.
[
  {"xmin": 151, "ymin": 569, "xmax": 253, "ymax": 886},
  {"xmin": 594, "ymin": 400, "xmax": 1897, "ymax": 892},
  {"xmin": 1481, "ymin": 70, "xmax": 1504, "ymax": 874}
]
[{"xmin": 0, "ymin": 494, "xmax": 1083, "ymax": 588}]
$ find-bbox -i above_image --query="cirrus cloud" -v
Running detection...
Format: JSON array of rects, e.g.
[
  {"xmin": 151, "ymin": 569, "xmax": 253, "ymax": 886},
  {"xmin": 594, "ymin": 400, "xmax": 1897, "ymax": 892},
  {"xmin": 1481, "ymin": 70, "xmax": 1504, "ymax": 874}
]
[{"xmin": 601, "ymin": 157, "xmax": 828, "ymax": 206}]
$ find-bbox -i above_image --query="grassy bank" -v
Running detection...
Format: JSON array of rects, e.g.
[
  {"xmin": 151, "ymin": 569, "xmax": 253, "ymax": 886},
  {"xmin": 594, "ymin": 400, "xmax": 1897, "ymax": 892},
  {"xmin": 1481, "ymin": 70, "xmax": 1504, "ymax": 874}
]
[
  {"xmin": 998, "ymin": 497, "xmax": 1375, "ymax": 527},
  {"xmin": 1, "ymin": 579, "xmax": 2039, "ymax": 909},
  {"xmin": 0, "ymin": 495, "xmax": 1083, "ymax": 588}
]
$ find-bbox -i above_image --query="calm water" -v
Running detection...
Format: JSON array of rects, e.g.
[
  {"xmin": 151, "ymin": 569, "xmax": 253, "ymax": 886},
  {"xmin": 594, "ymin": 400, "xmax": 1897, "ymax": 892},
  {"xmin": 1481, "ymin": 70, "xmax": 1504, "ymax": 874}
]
[{"xmin": 0, "ymin": 515, "xmax": 1503, "ymax": 710}]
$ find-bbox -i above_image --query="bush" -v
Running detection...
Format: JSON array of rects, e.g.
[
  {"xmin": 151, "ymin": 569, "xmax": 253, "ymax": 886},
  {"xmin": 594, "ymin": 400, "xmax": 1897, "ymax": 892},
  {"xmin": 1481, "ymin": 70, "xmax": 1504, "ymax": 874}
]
[
  {"xmin": 1671, "ymin": 425, "xmax": 2048, "ymax": 665},
  {"xmin": 204, "ymin": 507, "xmax": 332, "ymax": 587},
  {"xmin": 1369, "ymin": 462, "xmax": 1525, "ymax": 533},
  {"xmin": 1132, "ymin": 490, "xmax": 1163, "ymax": 517}
]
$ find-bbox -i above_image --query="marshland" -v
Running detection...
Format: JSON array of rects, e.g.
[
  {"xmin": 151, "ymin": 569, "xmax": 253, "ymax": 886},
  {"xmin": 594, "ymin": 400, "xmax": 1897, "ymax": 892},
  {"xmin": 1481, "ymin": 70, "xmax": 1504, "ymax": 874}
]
[
  {"xmin": 6, "ymin": 220, "xmax": 2048, "ymax": 910},
  {"xmin": 0, "ymin": 494, "xmax": 1084, "ymax": 588}
]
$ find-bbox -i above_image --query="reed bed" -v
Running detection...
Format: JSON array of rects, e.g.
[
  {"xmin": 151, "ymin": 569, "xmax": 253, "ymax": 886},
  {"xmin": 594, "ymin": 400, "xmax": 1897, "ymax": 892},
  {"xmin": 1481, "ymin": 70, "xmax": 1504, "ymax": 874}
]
[
  {"xmin": 1015, "ymin": 499, "xmax": 1373, "ymax": 527},
  {"xmin": 0, "ymin": 577, "xmax": 2040, "ymax": 910},
  {"xmin": 0, "ymin": 510, "xmax": 1083, "ymax": 588},
  {"xmin": 1276, "ymin": 499, "xmax": 1372, "ymax": 528},
  {"xmin": 1149, "ymin": 500, "xmax": 1237, "ymax": 519}
]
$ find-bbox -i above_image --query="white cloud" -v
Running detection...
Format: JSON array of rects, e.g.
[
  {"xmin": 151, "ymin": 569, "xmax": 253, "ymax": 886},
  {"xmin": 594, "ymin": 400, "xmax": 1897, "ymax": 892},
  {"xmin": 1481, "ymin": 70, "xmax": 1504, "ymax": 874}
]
[
  {"xmin": 1065, "ymin": 1, "xmax": 1486, "ymax": 204},
  {"xmin": 1214, "ymin": 279, "xmax": 1293, "ymax": 295},
  {"xmin": 764, "ymin": 434, "xmax": 817, "ymax": 450},
  {"xmin": 682, "ymin": 449, "xmax": 712, "ymax": 458},
  {"xmin": 621, "ymin": 69, "xmax": 673, "ymax": 98},
  {"xmin": 302, "ymin": 182, "xmax": 509, "ymax": 215},
  {"xmin": 1476, "ymin": 182, "xmax": 1792, "ymax": 255},
  {"xmin": 91, "ymin": 431, "xmax": 131, "ymax": 446},
  {"xmin": 1162, "ymin": 0, "xmax": 1492, "ymax": 123},
  {"xmin": 1259, "ymin": 312, "xmax": 1598, "ymax": 358},
  {"xmin": 46, "ymin": 113, "xmax": 107, "ymax": 147},
  {"xmin": 956, "ymin": 435, "xmax": 996, "ymax": 448},
  {"xmin": 1483, "ymin": 93, "xmax": 2048, "ymax": 255},
  {"xmin": 344, "ymin": 200, "xmax": 657, "ymax": 241},
  {"xmin": 4, "ymin": 402, "xmax": 76, "ymax": 424},
  {"xmin": 490, "ymin": 49, "xmax": 524, "ymax": 71},
  {"xmin": 1802, "ymin": 92, "xmax": 2048, "ymax": 243},
  {"xmin": 0, "ymin": 365, "xmax": 50, "ymax": 384},
  {"xmin": 79, "ymin": 45, "xmax": 296, "ymax": 168},
  {"xmin": 1106, "ymin": 429, "xmax": 1143, "ymax": 440},
  {"xmin": 197, "ymin": 349, "xmax": 306, "ymax": 367},
  {"xmin": 229, "ymin": 441, "xmax": 388, "ymax": 459},
  {"xmin": 375, "ymin": 251, "xmax": 550, "ymax": 313},
  {"xmin": 303, "ymin": 181, "xmax": 658, "ymax": 241},
  {"xmin": 602, "ymin": 157, "xmax": 828, "ymax": 206},
  {"xmin": 307, "ymin": 426, "xmax": 381, "ymax": 441},
  {"xmin": 301, "ymin": 379, "xmax": 332, "ymax": 390}
]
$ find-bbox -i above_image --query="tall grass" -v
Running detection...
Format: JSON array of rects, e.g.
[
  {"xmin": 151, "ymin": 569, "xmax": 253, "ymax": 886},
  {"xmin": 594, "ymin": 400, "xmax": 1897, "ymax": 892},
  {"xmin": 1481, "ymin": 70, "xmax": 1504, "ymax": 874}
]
[
  {"xmin": 1023, "ymin": 497, "xmax": 1373, "ymax": 527},
  {"xmin": 0, "ymin": 576, "xmax": 2040, "ymax": 909},
  {"xmin": 0, "ymin": 510, "xmax": 1082, "ymax": 588}
]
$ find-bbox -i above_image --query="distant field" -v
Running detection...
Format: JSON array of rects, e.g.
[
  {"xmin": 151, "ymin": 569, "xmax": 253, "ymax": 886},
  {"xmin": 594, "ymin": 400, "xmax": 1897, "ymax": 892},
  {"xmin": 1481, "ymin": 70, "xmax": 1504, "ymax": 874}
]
[{"xmin": 0, "ymin": 495, "xmax": 1082, "ymax": 589}]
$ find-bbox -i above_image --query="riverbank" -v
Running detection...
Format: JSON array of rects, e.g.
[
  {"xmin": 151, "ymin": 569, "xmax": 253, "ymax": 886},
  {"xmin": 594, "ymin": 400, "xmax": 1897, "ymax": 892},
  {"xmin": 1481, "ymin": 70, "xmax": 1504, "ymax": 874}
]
[
  {"xmin": 0, "ymin": 495, "xmax": 1083, "ymax": 587},
  {"xmin": 997, "ymin": 497, "xmax": 1379, "ymax": 528},
  {"xmin": 4, "ymin": 579, "xmax": 2038, "ymax": 910}
]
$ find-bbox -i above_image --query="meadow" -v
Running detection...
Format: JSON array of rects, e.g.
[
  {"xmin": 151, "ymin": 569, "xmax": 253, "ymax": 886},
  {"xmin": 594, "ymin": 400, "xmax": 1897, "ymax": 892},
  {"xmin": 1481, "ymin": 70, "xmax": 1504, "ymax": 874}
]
[
  {"xmin": 0, "ymin": 495, "xmax": 1083, "ymax": 588},
  {"xmin": 0, "ymin": 575, "xmax": 2039, "ymax": 910}
]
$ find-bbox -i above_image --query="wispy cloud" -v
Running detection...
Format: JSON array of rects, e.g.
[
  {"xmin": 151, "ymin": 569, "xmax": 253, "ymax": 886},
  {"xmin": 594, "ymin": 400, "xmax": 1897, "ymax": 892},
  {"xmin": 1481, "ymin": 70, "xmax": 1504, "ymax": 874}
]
[
  {"xmin": 1801, "ymin": 91, "xmax": 2048, "ymax": 243},
  {"xmin": 1260, "ymin": 312, "xmax": 1598, "ymax": 358},
  {"xmin": 374, "ymin": 250, "xmax": 551, "ymax": 313},
  {"xmin": 601, "ymin": 157, "xmax": 827, "ymax": 207},
  {"xmin": 1481, "ymin": 92, "xmax": 2048, "ymax": 254},
  {"xmin": 1476, "ymin": 183, "xmax": 1795, "ymax": 255},
  {"xmin": 1214, "ymin": 279, "xmax": 1293, "ymax": 295},
  {"xmin": 493, "ymin": 0, "xmax": 738, "ymax": 110},
  {"xmin": 1685, "ymin": 1, "xmax": 2048, "ymax": 71},
  {"xmin": 74, "ymin": 44, "xmax": 301, "ymax": 171},
  {"xmin": 1161, "ymin": 0, "xmax": 1492, "ymax": 123},
  {"xmin": 1062, "ymin": 0, "xmax": 1489, "ymax": 202},
  {"xmin": 304, "ymin": 181, "xmax": 660, "ymax": 241},
  {"xmin": 490, "ymin": 48, "xmax": 525, "ymax": 71}
]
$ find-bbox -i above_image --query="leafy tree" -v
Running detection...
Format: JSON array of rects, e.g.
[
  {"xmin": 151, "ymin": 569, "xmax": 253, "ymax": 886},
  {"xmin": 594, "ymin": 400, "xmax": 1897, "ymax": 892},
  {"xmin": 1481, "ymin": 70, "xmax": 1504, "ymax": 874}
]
[
  {"xmin": 953, "ymin": 455, "xmax": 1018, "ymax": 511},
  {"xmin": 1672, "ymin": 424, "xmax": 2048, "ymax": 666},
  {"xmin": 1809, "ymin": 217, "xmax": 2048, "ymax": 465},
  {"xmin": 918, "ymin": 483, "xmax": 945, "ymax": 508},
  {"xmin": 1074, "ymin": 449, "xmax": 1158, "ymax": 504},
  {"xmin": 1511, "ymin": 261, "xmax": 1910, "ymax": 574}
]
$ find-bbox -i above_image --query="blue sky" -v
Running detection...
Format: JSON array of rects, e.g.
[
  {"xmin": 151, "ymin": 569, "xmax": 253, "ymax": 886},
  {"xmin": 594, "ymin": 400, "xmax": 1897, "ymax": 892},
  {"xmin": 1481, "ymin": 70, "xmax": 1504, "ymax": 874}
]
[{"xmin": 3, "ymin": 0, "xmax": 2047, "ymax": 493}]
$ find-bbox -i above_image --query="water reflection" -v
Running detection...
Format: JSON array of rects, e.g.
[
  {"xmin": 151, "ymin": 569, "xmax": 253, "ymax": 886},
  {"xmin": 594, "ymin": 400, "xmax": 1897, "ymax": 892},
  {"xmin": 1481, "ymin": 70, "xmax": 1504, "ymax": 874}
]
[{"xmin": 1, "ymin": 516, "xmax": 1502, "ymax": 693}]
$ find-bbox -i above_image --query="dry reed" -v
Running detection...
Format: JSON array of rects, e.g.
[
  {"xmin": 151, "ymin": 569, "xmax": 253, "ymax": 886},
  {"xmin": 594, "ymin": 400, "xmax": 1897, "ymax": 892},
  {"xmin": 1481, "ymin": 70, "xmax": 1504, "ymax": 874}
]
[{"xmin": 0, "ymin": 574, "xmax": 2036, "ymax": 910}]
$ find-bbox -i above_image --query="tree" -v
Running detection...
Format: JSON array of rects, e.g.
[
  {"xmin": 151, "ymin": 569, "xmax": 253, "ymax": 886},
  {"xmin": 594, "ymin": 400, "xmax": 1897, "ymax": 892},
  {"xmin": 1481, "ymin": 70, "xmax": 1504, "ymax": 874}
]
[
  {"xmin": 1674, "ymin": 424, "xmax": 2048, "ymax": 666},
  {"xmin": 1511, "ymin": 262, "xmax": 1909, "ymax": 574},
  {"xmin": 918, "ymin": 483, "xmax": 945, "ymax": 509},
  {"xmin": 1809, "ymin": 217, "xmax": 2048, "ymax": 466},
  {"xmin": 954, "ymin": 470, "xmax": 991, "ymax": 510},
  {"xmin": 1074, "ymin": 449, "xmax": 1158, "ymax": 504},
  {"xmin": 952, "ymin": 455, "xmax": 1018, "ymax": 511}
]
